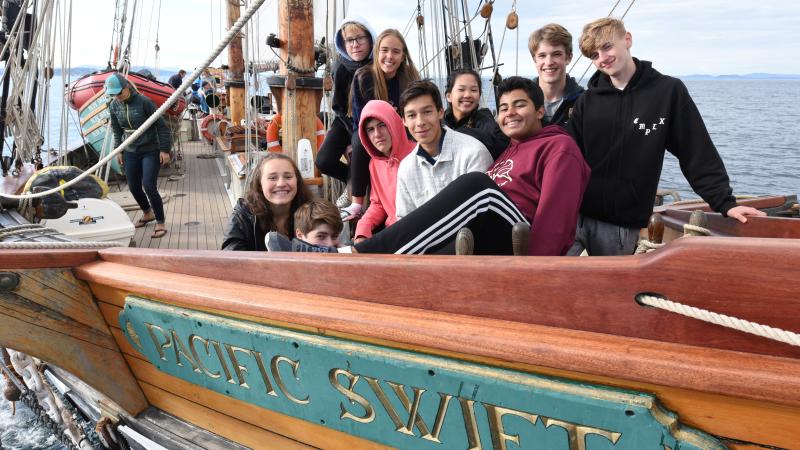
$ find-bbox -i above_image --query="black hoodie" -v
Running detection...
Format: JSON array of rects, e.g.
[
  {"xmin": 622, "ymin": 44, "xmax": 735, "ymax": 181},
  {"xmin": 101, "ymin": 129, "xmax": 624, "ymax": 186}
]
[
  {"xmin": 568, "ymin": 59, "xmax": 736, "ymax": 228},
  {"xmin": 533, "ymin": 75, "xmax": 584, "ymax": 128}
]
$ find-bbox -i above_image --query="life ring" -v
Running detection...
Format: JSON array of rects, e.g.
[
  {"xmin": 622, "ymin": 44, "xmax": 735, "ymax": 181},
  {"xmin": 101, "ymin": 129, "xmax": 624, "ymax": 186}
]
[
  {"xmin": 266, "ymin": 113, "xmax": 325, "ymax": 153},
  {"xmin": 199, "ymin": 114, "xmax": 228, "ymax": 143}
]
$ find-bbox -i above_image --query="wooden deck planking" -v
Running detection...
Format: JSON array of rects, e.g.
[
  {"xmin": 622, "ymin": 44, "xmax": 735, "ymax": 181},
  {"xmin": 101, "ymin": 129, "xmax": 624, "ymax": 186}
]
[{"xmin": 117, "ymin": 139, "xmax": 232, "ymax": 250}]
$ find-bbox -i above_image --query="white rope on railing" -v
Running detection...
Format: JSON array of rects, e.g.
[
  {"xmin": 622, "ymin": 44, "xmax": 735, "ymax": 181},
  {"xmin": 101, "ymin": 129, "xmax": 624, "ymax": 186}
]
[
  {"xmin": 0, "ymin": 0, "xmax": 268, "ymax": 201},
  {"xmin": 637, "ymin": 293, "xmax": 800, "ymax": 347}
]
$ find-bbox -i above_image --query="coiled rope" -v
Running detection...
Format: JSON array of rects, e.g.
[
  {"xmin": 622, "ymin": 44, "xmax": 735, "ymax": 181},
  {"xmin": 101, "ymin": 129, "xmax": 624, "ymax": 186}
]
[{"xmin": 637, "ymin": 294, "xmax": 800, "ymax": 347}]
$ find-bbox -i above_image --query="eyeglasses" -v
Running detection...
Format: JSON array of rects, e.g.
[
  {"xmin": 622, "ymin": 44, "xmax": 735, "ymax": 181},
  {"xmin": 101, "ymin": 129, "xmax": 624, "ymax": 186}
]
[{"xmin": 344, "ymin": 35, "xmax": 368, "ymax": 47}]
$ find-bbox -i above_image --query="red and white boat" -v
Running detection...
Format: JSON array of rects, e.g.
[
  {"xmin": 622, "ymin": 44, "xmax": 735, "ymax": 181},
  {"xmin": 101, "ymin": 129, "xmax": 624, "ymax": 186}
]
[{"xmin": 67, "ymin": 69, "xmax": 186, "ymax": 116}]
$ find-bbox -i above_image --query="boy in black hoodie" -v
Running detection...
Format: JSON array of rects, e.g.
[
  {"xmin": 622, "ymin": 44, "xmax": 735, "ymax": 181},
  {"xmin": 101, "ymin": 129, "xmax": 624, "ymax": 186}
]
[{"xmin": 566, "ymin": 18, "xmax": 764, "ymax": 256}]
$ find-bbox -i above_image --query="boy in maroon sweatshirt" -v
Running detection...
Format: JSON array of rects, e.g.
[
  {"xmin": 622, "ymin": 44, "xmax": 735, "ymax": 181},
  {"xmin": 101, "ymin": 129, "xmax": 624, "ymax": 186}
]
[{"xmin": 298, "ymin": 77, "xmax": 590, "ymax": 256}]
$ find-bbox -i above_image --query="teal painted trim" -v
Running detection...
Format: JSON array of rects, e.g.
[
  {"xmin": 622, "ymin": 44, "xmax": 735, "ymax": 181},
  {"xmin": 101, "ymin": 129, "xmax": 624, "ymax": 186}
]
[{"xmin": 119, "ymin": 297, "xmax": 727, "ymax": 450}]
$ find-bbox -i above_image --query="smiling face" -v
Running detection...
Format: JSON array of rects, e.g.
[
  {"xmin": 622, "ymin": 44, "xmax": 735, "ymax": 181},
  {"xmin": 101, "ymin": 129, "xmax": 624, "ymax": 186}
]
[
  {"xmin": 402, "ymin": 94, "xmax": 444, "ymax": 155},
  {"xmin": 534, "ymin": 41, "xmax": 572, "ymax": 87},
  {"xmin": 342, "ymin": 24, "xmax": 370, "ymax": 62},
  {"xmin": 364, "ymin": 118, "xmax": 393, "ymax": 156},
  {"xmin": 590, "ymin": 32, "xmax": 634, "ymax": 80},
  {"xmin": 377, "ymin": 35, "xmax": 404, "ymax": 78},
  {"xmin": 445, "ymin": 73, "xmax": 481, "ymax": 120},
  {"xmin": 260, "ymin": 158, "xmax": 298, "ymax": 207},
  {"xmin": 497, "ymin": 89, "xmax": 544, "ymax": 142}
]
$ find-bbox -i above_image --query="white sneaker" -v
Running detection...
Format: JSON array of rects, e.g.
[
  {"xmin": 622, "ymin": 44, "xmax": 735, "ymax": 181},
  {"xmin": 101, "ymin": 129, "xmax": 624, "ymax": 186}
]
[{"xmin": 335, "ymin": 190, "xmax": 351, "ymax": 208}]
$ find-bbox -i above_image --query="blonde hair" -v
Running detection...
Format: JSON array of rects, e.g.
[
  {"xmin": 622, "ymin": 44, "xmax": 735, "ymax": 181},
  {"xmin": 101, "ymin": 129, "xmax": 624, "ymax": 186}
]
[
  {"xmin": 579, "ymin": 18, "xmax": 626, "ymax": 59},
  {"xmin": 341, "ymin": 22, "xmax": 367, "ymax": 37},
  {"xmin": 528, "ymin": 24, "xmax": 573, "ymax": 58}
]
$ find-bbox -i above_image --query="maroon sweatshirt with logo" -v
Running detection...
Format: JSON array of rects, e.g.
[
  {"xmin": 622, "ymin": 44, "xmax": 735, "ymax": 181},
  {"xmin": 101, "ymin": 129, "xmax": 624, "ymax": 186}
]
[{"xmin": 487, "ymin": 125, "xmax": 590, "ymax": 256}]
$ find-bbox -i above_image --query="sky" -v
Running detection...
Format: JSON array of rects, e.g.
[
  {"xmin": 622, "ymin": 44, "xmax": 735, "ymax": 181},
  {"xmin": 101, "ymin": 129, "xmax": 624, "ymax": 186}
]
[{"xmin": 61, "ymin": 0, "xmax": 800, "ymax": 78}]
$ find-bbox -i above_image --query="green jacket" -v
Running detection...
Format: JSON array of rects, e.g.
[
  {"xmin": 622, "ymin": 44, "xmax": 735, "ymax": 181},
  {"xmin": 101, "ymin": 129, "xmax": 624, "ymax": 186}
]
[{"xmin": 109, "ymin": 91, "xmax": 171, "ymax": 153}]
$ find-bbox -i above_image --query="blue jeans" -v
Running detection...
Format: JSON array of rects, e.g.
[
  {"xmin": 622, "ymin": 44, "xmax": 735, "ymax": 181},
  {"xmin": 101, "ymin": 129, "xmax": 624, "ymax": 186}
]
[{"xmin": 123, "ymin": 150, "xmax": 165, "ymax": 223}]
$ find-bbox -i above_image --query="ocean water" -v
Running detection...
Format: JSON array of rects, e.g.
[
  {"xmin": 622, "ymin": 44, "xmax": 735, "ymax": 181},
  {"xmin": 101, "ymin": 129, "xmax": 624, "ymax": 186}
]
[
  {"xmin": 0, "ymin": 379, "xmax": 64, "ymax": 450},
  {"xmin": 1, "ymin": 79, "xmax": 799, "ymax": 449},
  {"xmin": 18, "ymin": 75, "xmax": 800, "ymax": 198}
]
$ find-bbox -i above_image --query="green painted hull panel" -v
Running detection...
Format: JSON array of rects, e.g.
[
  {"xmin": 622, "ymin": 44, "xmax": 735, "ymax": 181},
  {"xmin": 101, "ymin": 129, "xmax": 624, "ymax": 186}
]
[
  {"xmin": 78, "ymin": 95, "xmax": 122, "ymax": 174},
  {"xmin": 120, "ymin": 297, "xmax": 726, "ymax": 450}
]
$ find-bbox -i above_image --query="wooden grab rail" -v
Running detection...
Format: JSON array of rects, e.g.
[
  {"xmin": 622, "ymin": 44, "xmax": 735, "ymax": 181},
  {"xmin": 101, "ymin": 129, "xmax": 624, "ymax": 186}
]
[{"xmin": 96, "ymin": 237, "xmax": 800, "ymax": 359}]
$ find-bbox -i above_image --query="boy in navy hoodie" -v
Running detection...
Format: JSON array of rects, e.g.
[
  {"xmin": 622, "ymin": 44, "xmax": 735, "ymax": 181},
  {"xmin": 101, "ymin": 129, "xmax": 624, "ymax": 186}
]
[{"xmin": 567, "ymin": 18, "xmax": 764, "ymax": 256}]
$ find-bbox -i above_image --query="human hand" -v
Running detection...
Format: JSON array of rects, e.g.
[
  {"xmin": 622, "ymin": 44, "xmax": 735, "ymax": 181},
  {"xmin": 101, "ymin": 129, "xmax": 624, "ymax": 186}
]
[
  {"xmin": 160, "ymin": 151, "xmax": 171, "ymax": 165},
  {"xmin": 726, "ymin": 205, "xmax": 766, "ymax": 223},
  {"xmin": 116, "ymin": 153, "xmax": 123, "ymax": 166}
]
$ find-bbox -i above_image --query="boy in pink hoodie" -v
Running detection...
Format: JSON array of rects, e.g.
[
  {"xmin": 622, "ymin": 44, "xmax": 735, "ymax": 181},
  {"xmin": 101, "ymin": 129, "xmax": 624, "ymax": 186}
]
[{"xmin": 353, "ymin": 100, "xmax": 416, "ymax": 241}]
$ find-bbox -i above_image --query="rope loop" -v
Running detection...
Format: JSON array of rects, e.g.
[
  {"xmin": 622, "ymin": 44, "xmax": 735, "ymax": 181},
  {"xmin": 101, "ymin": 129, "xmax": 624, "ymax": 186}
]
[{"xmin": 636, "ymin": 293, "xmax": 800, "ymax": 347}]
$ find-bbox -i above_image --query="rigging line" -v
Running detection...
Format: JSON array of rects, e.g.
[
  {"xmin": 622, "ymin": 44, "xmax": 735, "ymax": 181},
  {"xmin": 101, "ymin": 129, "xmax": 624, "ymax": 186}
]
[
  {"xmin": 418, "ymin": 4, "xmax": 482, "ymax": 73},
  {"xmin": 403, "ymin": 2, "xmax": 422, "ymax": 38},
  {"xmin": 576, "ymin": 0, "xmax": 638, "ymax": 85},
  {"xmin": 142, "ymin": 0, "xmax": 156, "ymax": 67},
  {"xmin": 567, "ymin": 0, "xmax": 622, "ymax": 75},
  {"xmin": 0, "ymin": 0, "xmax": 270, "ymax": 200}
]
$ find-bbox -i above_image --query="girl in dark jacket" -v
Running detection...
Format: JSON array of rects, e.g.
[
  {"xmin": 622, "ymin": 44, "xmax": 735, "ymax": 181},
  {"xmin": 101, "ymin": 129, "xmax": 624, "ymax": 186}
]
[
  {"xmin": 222, "ymin": 153, "xmax": 313, "ymax": 251},
  {"xmin": 443, "ymin": 68, "xmax": 509, "ymax": 159},
  {"xmin": 315, "ymin": 17, "xmax": 376, "ymax": 209}
]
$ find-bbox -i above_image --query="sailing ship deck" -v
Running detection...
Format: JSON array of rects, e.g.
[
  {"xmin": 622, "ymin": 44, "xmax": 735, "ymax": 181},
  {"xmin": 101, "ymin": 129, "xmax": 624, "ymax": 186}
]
[{"xmin": 112, "ymin": 137, "xmax": 233, "ymax": 250}]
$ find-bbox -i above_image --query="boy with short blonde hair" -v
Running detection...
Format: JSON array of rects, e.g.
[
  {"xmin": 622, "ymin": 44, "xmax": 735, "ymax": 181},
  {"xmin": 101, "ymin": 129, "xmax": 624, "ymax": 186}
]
[{"xmin": 566, "ymin": 17, "xmax": 764, "ymax": 256}]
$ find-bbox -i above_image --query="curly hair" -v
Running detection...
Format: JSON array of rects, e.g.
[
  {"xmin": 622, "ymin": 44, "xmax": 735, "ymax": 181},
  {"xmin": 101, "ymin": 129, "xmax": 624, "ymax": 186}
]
[{"xmin": 244, "ymin": 153, "xmax": 313, "ymax": 234}]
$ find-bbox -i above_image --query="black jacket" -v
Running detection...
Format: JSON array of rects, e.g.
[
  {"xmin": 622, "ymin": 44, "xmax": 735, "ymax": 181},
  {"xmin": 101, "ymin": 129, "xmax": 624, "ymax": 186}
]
[
  {"xmin": 109, "ymin": 92, "xmax": 172, "ymax": 153},
  {"xmin": 568, "ymin": 59, "xmax": 736, "ymax": 228},
  {"xmin": 331, "ymin": 58, "xmax": 370, "ymax": 131},
  {"xmin": 221, "ymin": 199, "xmax": 266, "ymax": 251},
  {"xmin": 444, "ymin": 107, "xmax": 510, "ymax": 160},
  {"xmin": 533, "ymin": 75, "xmax": 584, "ymax": 128}
]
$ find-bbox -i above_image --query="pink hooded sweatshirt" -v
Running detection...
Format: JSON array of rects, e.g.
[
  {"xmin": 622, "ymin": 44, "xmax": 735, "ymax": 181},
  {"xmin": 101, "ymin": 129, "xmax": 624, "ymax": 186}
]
[{"xmin": 354, "ymin": 100, "xmax": 415, "ymax": 239}]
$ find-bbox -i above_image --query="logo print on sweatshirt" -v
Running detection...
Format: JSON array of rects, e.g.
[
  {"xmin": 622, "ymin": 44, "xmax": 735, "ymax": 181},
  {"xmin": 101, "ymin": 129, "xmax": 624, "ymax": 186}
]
[
  {"xmin": 633, "ymin": 117, "xmax": 666, "ymax": 136},
  {"xmin": 488, "ymin": 159, "xmax": 513, "ymax": 187}
]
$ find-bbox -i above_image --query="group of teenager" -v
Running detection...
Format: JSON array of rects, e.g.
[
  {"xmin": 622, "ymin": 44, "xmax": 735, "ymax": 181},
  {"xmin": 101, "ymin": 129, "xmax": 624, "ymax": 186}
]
[{"xmin": 221, "ymin": 17, "xmax": 764, "ymax": 257}]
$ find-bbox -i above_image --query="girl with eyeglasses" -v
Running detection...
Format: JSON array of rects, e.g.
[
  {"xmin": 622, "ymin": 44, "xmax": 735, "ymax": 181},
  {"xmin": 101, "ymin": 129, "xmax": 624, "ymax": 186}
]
[{"xmin": 314, "ymin": 17, "xmax": 376, "ymax": 214}]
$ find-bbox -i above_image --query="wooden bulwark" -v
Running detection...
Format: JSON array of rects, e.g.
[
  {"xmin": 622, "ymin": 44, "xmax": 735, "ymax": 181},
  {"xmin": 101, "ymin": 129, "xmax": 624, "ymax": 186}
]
[
  {"xmin": 0, "ymin": 259, "xmax": 147, "ymax": 415},
  {"xmin": 75, "ymin": 259, "xmax": 800, "ymax": 449},
  {"xmin": 95, "ymin": 237, "xmax": 800, "ymax": 360}
]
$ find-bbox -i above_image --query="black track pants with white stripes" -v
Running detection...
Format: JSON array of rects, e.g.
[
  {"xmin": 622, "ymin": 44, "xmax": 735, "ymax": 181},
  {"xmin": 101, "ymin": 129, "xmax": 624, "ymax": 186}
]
[{"xmin": 354, "ymin": 172, "xmax": 529, "ymax": 255}]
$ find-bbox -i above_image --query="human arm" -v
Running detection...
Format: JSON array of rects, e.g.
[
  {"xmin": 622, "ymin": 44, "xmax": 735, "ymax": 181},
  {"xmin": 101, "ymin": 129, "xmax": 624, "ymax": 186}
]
[
  {"xmin": 221, "ymin": 206, "xmax": 257, "ymax": 251},
  {"xmin": 667, "ymin": 81, "xmax": 737, "ymax": 215},
  {"xmin": 108, "ymin": 103, "xmax": 124, "ymax": 149},
  {"xmin": 143, "ymin": 97, "xmax": 173, "ymax": 154},
  {"xmin": 465, "ymin": 143, "xmax": 494, "ymax": 173},
  {"xmin": 349, "ymin": 70, "xmax": 372, "ymax": 132},
  {"xmin": 354, "ymin": 187, "xmax": 388, "ymax": 240},
  {"xmin": 528, "ymin": 150, "xmax": 590, "ymax": 256},
  {"xmin": 394, "ymin": 167, "xmax": 414, "ymax": 220}
]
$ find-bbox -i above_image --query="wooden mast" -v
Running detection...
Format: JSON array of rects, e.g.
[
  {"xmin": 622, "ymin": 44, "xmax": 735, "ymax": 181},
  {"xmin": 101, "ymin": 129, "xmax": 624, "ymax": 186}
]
[
  {"xmin": 226, "ymin": 0, "xmax": 246, "ymax": 125},
  {"xmin": 275, "ymin": 0, "xmax": 323, "ymax": 172}
]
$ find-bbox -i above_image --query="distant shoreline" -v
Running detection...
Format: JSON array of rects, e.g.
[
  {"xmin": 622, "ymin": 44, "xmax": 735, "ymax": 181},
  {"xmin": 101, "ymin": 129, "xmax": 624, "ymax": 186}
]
[{"xmin": 2, "ymin": 66, "xmax": 799, "ymax": 81}]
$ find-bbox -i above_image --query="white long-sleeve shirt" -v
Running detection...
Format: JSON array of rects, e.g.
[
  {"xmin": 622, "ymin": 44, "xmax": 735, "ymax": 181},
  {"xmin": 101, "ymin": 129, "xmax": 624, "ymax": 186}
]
[{"xmin": 395, "ymin": 127, "xmax": 493, "ymax": 219}]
